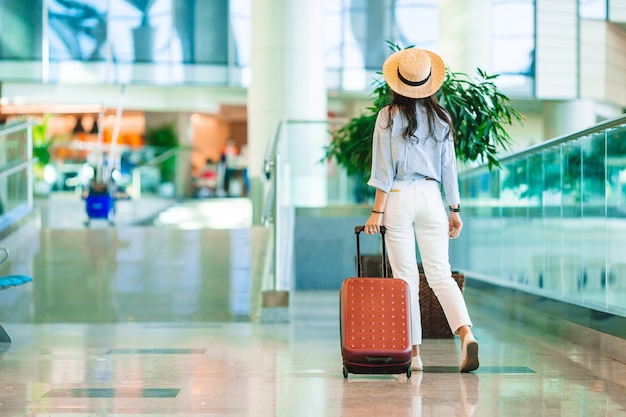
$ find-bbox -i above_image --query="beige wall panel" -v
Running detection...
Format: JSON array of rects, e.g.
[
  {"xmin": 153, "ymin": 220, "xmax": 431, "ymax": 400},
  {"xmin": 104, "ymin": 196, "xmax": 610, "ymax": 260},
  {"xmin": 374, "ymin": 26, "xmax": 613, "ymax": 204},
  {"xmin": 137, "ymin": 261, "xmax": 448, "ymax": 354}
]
[
  {"xmin": 609, "ymin": 0, "xmax": 626, "ymax": 22},
  {"xmin": 506, "ymin": 109, "xmax": 546, "ymax": 150},
  {"xmin": 606, "ymin": 24, "xmax": 626, "ymax": 106},
  {"xmin": 580, "ymin": 20, "xmax": 607, "ymax": 101},
  {"xmin": 535, "ymin": 0, "xmax": 578, "ymax": 99}
]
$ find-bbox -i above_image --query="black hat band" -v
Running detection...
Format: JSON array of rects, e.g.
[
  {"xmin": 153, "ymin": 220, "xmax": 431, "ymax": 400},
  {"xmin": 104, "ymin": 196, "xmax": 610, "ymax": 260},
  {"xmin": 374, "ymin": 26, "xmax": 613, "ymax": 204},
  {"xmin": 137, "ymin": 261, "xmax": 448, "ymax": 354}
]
[{"xmin": 397, "ymin": 68, "xmax": 431, "ymax": 87}]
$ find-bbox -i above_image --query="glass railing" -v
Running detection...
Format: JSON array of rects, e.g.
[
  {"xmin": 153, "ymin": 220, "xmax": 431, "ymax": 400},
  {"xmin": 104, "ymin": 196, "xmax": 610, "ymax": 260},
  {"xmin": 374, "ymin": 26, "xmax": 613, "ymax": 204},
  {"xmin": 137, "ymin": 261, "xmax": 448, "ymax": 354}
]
[
  {"xmin": 261, "ymin": 120, "xmax": 295, "ymax": 296},
  {"xmin": 127, "ymin": 145, "xmax": 184, "ymax": 199},
  {"xmin": 261, "ymin": 119, "xmax": 352, "ymax": 297},
  {"xmin": 0, "ymin": 122, "xmax": 36, "ymax": 234},
  {"xmin": 453, "ymin": 114, "xmax": 626, "ymax": 316}
]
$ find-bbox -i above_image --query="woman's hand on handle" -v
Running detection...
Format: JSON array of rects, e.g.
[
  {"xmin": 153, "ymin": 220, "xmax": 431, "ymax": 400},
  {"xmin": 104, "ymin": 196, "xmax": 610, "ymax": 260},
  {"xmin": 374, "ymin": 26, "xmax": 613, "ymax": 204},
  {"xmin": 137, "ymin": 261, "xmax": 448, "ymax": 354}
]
[
  {"xmin": 365, "ymin": 188, "xmax": 388, "ymax": 234},
  {"xmin": 365, "ymin": 213, "xmax": 383, "ymax": 234}
]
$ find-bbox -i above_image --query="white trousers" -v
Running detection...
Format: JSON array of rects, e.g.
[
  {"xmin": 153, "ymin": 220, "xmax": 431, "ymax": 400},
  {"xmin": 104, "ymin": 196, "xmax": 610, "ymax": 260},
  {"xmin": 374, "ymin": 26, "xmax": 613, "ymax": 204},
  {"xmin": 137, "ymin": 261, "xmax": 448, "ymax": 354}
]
[{"xmin": 383, "ymin": 179, "xmax": 472, "ymax": 345}]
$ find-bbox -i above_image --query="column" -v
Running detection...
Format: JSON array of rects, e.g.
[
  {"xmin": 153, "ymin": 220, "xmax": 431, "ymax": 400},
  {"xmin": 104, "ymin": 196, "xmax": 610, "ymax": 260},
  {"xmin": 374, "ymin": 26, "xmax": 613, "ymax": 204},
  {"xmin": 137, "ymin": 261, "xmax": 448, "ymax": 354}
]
[
  {"xmin": 248, "ymin": 0, "xmax": 286, "ymax": 224},
  {"xmin": 283, "ymin": 0, "xmax": 328, "ymax": 207},
  {"xmin": 248, "ymin": 0, "xmax": 328, "ymax": 221},
  {"xmin": 174, "ymin": 112, "xmax": 193, "ymax": 199},
  {"xmin": 438, "ymin": 0, "xmax": 492, "ymax": 74}
]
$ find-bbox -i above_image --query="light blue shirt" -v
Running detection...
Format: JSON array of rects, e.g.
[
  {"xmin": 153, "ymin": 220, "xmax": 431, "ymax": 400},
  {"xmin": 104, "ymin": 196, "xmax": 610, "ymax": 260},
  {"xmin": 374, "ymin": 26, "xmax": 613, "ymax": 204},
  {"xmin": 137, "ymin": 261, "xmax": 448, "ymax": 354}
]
[{"xmin": 367, "ymin": 104, "xmax": 461, "ymax": 206}]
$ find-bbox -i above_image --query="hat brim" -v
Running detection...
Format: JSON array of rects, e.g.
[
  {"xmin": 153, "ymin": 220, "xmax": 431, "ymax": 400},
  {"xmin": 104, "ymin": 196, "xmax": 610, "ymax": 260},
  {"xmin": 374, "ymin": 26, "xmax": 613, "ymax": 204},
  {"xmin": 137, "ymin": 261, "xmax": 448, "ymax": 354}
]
[{"xmin": 382, "ymin": 49, "xmax": 446, "ymax": 99}]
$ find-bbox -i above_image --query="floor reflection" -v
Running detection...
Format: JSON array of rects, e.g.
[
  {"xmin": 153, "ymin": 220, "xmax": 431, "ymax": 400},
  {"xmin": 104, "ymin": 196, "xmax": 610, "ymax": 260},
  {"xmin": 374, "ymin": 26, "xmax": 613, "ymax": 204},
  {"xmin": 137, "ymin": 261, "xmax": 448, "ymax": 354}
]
[
  {"xmin": 1, "ymin": 198, "xmax": 255, "ymax": 325},
  {"xmin": 0, "ymin": 199, "xmax": 625, "ymax": 416}
]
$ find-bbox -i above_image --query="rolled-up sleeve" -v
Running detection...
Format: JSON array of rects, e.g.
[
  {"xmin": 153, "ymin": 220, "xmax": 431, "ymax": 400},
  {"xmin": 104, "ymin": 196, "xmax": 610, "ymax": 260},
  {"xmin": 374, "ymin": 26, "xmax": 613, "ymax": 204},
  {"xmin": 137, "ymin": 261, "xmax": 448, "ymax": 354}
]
[
  {"xmin": 367, "ymin": 109, "xmax": 394, "ymax": 193},
  {"xmin": 441, "ymin": 129, "xmax": 461, "ymax": 206}
]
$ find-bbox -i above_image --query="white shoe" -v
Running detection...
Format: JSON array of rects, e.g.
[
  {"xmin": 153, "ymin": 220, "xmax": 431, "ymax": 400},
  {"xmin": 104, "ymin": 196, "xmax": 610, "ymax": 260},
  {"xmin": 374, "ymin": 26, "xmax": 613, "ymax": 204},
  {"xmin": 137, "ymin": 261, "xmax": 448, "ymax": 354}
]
[
  {"xmin": 460, "ymin": 334, "xmax": 479, "ymax": 373},
  {"xmin": 411, "ymin": 355, "xmax": 423, "ymax": 371}
]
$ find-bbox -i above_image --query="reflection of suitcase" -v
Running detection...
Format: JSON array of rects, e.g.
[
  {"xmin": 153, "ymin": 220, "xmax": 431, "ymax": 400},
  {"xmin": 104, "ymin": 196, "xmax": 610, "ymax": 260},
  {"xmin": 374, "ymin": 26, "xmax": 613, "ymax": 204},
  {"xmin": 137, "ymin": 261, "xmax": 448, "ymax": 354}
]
[
  {"xmin": 362, "ymin": 260, "xmax": 465, "ymax": 339},
  {"xmin": 340, "ymin": 226, "xmax": 412, "ymax": 379}
]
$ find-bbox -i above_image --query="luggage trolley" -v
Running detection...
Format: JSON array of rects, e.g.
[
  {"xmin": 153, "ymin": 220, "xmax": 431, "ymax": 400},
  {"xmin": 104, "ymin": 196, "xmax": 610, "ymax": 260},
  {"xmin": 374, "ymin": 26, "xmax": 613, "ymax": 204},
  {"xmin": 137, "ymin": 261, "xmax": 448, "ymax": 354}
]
[
  {"xmin": 82, "ymin": 85, "xmax": 126, "ymax": 227},
  {"xmin": 83, "ymin": 181, "xmax": 116, "ymax": 226}
]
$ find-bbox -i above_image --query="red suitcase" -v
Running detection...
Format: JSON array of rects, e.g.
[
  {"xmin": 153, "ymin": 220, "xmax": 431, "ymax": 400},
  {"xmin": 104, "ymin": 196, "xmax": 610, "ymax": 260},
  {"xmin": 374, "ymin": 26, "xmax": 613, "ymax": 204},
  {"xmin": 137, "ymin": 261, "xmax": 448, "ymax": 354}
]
[{"xmin": 340, "ymin": 226, "xmax": 413, "ymax": 379}]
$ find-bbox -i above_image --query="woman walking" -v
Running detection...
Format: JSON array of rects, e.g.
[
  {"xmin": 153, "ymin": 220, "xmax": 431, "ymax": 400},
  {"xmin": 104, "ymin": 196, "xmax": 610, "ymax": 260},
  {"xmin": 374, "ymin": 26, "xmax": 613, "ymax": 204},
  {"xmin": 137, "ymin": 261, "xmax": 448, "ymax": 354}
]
[{"xmin": 364, "ymin": 47, "xmax": 479, "ymax": 373}]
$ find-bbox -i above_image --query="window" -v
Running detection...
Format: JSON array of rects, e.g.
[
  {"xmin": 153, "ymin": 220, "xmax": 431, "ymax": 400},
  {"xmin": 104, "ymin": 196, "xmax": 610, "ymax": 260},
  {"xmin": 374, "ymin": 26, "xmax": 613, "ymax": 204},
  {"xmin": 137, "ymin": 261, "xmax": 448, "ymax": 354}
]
[
  {"xmin": 579, "ymin": 0, "xmax": 607, "ymax": 19},
  {"xmin": 324, "ymin": 0, "xmax": 438, "ymax": 90},
  {"xmin": 0, "ymin": 0, "xmax": 43, "ymax": 60},
  {"xmin": 492, "ymin": 0, "xmax": 535, "ymax": 95}
]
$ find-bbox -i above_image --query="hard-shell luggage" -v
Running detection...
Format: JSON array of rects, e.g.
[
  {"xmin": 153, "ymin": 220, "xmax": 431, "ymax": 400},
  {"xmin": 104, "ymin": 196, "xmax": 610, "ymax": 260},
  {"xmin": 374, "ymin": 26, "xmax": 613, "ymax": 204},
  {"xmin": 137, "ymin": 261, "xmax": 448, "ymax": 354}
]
[{"xmin": 339, "ymin": 225, "xmax": 412, "ymax": 379}]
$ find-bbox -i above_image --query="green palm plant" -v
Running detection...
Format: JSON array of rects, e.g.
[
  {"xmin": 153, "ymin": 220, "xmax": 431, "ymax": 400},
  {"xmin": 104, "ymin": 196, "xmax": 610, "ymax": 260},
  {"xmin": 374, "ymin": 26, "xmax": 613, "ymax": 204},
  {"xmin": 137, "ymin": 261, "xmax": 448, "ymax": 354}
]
[
  {"xmin": 144, "ymin": 123, "xmax": 178, "ymax": 184},
  {"xmin": 324, "ymin": 43, "xmax": 523, "ymax": 189},
  {"xmin": 32, "ymin": 114, "xmax": 53, "ymax": 181}
]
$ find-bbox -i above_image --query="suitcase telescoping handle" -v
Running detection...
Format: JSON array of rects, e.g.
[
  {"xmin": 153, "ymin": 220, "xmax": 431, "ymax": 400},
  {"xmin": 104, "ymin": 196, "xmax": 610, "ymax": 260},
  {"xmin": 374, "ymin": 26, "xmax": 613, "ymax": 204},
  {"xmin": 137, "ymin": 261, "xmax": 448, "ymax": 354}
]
[{"xmin": 354, "ymin": 225, "xmax": 388, "ymax": 278}]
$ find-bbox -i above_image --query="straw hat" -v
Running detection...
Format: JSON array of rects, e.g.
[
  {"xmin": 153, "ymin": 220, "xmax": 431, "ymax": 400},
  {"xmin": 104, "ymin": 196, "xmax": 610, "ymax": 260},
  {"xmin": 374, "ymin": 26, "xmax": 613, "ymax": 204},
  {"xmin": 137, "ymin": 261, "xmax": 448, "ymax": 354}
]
[{"xmin": 382, "ymin": 48, "xmax": 446, "ymax": 99}]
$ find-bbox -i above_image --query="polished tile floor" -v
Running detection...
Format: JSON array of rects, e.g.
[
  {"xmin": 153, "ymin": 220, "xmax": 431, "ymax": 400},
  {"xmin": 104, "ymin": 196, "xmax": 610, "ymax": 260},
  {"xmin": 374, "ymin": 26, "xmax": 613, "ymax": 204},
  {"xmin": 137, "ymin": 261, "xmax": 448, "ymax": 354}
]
[{"xmin": 0, "ymin": 197, "xmax": 625, "ymax": 416}]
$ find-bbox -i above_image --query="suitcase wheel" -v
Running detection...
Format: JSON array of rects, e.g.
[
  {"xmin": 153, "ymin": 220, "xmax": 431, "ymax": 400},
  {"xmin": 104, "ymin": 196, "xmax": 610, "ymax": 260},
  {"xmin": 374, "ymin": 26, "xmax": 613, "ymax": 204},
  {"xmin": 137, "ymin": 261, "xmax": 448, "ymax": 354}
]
[
  {"xmin": 343, "ymin": 366, "xmax": 348, "ymax": 379},
  {"xmin": 406, "ymin": 367, "xmax": 412, "ymax": 379}
]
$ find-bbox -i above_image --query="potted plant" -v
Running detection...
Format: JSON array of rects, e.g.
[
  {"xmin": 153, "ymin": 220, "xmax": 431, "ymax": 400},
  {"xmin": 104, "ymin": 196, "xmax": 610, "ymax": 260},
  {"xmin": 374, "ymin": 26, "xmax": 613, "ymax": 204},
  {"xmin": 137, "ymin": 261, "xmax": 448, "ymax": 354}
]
[
  {"xmin": 144, "ymin": 123, "xmax": 178, "ymax": 196},
  {"xmin": 32, "ymin": 114, "xmax": 54, "ymax": 195},
  {"xmin": 324, "ymin": 43, "xmax": 523, "ymax": 194}
]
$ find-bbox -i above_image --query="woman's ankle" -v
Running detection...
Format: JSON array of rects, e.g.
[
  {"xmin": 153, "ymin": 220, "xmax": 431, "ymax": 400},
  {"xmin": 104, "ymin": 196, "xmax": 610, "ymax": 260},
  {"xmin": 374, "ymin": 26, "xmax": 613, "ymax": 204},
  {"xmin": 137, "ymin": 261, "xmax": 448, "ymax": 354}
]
[
  {"xmin": 458, "ymin": 326, "xmax": 472, "ymax": 342},
  {"xmin": 412, "ymin": 345, "xmax": 420, "ymax": 357}
]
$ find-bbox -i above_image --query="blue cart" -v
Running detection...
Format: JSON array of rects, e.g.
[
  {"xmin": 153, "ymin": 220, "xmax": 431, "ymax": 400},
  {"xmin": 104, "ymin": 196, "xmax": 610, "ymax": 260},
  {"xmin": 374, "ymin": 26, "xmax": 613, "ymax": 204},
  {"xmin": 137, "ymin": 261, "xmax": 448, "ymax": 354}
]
[{"xmin": 84, "ymin": 182, "xmax": 116, "ymax": 226}]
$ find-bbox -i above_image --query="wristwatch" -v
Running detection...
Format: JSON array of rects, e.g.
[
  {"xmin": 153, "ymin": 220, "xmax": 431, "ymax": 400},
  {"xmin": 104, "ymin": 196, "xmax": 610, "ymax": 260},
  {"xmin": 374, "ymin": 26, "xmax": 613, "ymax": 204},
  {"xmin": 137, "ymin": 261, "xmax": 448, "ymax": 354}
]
[{"xmin": 449, "ymin": 205, "xmax": 461, "ymax": 212}]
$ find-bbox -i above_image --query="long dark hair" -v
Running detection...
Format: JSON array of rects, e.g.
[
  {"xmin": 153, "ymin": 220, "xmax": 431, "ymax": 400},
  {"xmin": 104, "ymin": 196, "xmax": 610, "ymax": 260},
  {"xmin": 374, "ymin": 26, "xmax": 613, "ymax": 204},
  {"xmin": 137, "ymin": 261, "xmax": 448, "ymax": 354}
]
[{"xmin": 387, "ymin": 92, "xmax": 455, "ymax": 142}]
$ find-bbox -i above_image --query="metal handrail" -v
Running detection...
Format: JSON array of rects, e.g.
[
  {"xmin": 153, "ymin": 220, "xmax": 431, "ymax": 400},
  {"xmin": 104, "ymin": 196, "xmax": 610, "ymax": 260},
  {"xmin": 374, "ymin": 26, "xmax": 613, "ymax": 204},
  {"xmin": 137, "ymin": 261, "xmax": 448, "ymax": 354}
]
[
  {"xmin": 143, "ymin": 147, "xmax": 181, "ymax": 167},
  {"xmin": 0, "ymin": 159, "xmax": 38, "ymax": 180},
  {"xmin": 0, "ymin": 121, "xmax": 34, "ymax": 136},
  {"xmin": 261, "ymin": 185, "xmax": 275, "ymax": 227},
  {"xmin": 263, "ymin": 120, "xmax": 283, "ymax": 181},
  {"xmin": 461, "ymin": 113, "xmax": 626, "ymax": 175},
  {"xmin": 260, "ymin": 120, "xmax": 284, "ymax": 228}
]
